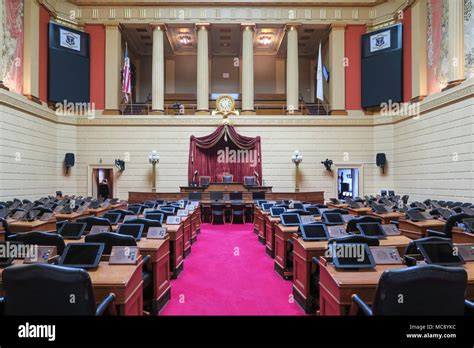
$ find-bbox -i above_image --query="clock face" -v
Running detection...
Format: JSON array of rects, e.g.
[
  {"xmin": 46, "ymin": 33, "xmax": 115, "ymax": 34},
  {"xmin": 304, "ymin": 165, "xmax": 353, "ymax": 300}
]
[{"xmin": 217, "ymin": 96, "xmax": 234, "ymax": 112}]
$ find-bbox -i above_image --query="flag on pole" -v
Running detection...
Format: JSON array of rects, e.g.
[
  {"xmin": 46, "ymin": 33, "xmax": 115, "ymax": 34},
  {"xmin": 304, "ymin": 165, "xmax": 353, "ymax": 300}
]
[
  {"xmin": 122, "ymin": 43, "xmax": 132, "ymax": 103},
  {"xmin": 316, "ymin": 41, "xmax": 324, "ymax": 102}
]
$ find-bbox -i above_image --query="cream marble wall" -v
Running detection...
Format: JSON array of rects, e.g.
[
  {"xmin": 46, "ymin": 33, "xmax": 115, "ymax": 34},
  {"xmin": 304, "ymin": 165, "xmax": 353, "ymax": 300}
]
[{"xmin": 0, "ymin": 79, "xmax": 472, "ymax": 202}]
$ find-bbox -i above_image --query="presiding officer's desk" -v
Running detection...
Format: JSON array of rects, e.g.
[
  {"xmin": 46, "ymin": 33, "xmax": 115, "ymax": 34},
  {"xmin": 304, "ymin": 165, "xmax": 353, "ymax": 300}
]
[
  {"xmin": 65, "ymin": 236, "xmax": 171, "ymax": 314},
  {"xmin": 292, "ymin": 235, "xmax": 412, "ymax": 313},
  {"xmin": 318, "ymin": 257, "xmax": 474, "ymax": 316},
  {"xmin": 0, "ymin": 258, "xmax": 144, "ymax": 315}
]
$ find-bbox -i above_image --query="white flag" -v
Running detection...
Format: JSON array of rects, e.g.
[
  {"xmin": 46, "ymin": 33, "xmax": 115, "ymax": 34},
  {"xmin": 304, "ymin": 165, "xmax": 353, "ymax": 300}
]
[{"xmin": 316, "ymin": 42, "xmax": 324, "ymax": 102}]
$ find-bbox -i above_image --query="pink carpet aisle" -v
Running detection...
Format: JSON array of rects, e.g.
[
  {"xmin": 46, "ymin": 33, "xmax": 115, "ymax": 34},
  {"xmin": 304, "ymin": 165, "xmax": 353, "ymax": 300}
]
[{"xmin": 160, "ymin": 223, "xmax": 305, "ymax": 316}]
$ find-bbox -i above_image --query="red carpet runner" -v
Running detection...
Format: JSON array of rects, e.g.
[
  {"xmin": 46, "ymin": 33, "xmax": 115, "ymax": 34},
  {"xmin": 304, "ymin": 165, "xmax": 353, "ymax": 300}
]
[{"xmin": 160, "ymin": 223, "xmax": 304, "ymax": 315}]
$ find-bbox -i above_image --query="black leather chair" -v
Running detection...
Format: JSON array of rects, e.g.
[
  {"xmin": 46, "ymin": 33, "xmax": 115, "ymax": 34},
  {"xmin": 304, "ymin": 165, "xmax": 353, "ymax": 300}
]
[
  {"xmin": 108, "ymin": 209, "xmax": 135, "ymax": 221},
  {"xmin": 145, "ymin": 209, "xmax": 172, "ymax": 220},
  {"xmin": 350, "ymin": 265, "xmax": 473, "ymax": 315},
  {"xmin": 346, "ymin": 216, "xmax": 382, "ymax": 233},
  {"xmin": 401, "ymin": 195, "xmax": 409, "ymax": 205},
  {"xmin": 124, "ymin": 218, "xmax": 162, "ymax": 235},
  {"xmin": 211, "ymin": 203, "xmax": 225, "ymax": 224},
  {"xmin": 404, "ymin": 236, "xmax": 452, "ymax": 255},
  {"xmin": 231, "ymin": 202, "xmax": 245, "ymax": 224},
  {"xmin": 143, "ymin": 201, "xmax": 157, "ymax": 209},
  {"xmin": 0, "ymin": 218, "xmax": 13, "ymax": 239},
  {"xmin": 427, "ymin": 213, "xmax": 474, "ymax": 238},
  {"xmin": 85, "ymin": 232, "xmax": 136, "ymax": 254},
  {"xmin": 324, "ymin": 208, "xmax": 349, "ymax": 215},
  {"xmin": 8, "ymin": 231, "xmax": 66, "ymax": 255},
  {"xmin": 76, "ymin": 217, "xmax": 112, "ymax": 232},
  {"xmin": 85, "ymin": 233, "xmax": 155, "ymax": 314},
  {"xmin": 0, "ymin": 264, "xmax": 115, "ymax": 315}
]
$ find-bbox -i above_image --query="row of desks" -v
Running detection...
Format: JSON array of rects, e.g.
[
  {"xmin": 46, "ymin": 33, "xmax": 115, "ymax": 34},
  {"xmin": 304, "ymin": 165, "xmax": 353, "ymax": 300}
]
[
  {"xmin": 0, "ymin": 205, "xmax": 202, "ymax": 315},
  {"xmin": 254, "ymin": 206, "xmax": 474, "ymax": 315}
]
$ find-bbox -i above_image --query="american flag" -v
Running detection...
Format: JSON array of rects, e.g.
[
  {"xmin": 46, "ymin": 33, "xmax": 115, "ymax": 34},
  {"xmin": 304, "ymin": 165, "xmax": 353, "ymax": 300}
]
[{"xmin": 122, "ymin": 44, "xmax": 131, "ymax": 103}]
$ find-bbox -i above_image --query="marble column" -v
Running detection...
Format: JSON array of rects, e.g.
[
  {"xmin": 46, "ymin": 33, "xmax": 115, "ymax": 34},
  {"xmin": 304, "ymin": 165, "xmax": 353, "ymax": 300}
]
[
  {"xmin": 0, "ymin": 0, "xmax": 6, "ymax": 90},
  {"xmin": 241, "ymin": 23, "xmax": 255, "ymax": 114},
  {"xmin": 328, "ymin": 24, "xmax": 347, "ymax": 115},
  {"xmin": 104, "ymin": 23, "xmax": 122, "ymax": 115},
  {"xmin": 151, "ymin": 24, "xmax": 165, "ymax": 114},
  {"xmin": 23, "ymin": 0, "xmax": 40, "ymax": 102},
  {"xmin": 446, "ymin": 0, "xmax": 465, "ymax": 89},
  {"xmin": 286, "ymin": 24, "xmax": 300, "ymax": 114},
  {"xmin": 196, "ymin": 23, "xmax": 210, "ymax": 114}
]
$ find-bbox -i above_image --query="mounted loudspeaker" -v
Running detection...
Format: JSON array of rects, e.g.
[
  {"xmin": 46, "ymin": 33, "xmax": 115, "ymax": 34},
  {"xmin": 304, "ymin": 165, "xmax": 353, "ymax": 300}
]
[
  {"xmin": 376, "ymin": 153, "xmax": 386, "ymax": 174},
  {"xmin": 65, "ymin": 153, "xmax": 75, "ymax": 174}
]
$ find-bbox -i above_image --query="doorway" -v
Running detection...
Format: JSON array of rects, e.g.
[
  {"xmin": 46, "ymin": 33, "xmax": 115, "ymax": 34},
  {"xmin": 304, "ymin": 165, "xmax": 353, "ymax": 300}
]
[
  {"xmin": 92, "ymin": 168, "xmax": 114, "ymax": 199},
  {"xmin": 337, "ymin": 168, "xmax": 360, "ymax": 199}
]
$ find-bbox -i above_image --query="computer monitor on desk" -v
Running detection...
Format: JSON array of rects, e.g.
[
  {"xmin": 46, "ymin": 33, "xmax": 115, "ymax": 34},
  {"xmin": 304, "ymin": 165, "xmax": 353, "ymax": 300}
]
[{"xmin": 199, "ymin": 176, "xmax": 211, "ymax": 187}]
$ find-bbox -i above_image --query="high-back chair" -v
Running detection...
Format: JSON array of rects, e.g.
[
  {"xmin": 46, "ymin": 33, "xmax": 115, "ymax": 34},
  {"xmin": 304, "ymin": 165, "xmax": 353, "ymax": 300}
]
[
  {"xmin": 1, "ymin": 264, "xmax": 115, "ymax": 315},
  {"xmin": 350, "ymin": 265, "xmax": 471, "ymax": 315},
  {"xmin": 8, "ymin": 231, "xmax": 66, "ymax": 255}
]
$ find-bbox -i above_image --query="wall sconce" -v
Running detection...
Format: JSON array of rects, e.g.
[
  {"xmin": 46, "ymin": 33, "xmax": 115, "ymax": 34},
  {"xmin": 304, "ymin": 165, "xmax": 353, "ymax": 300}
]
[
  {"xmin": 148, "ymin": 150, "xmax": 160, "ymax": 192},
  {"xmin": 115, "ymin": 159, "xmax": 125, "ymax": 172},
  {"xmin": 292, "ymin": 150, "xmax": 303, "ymax": 192},
  {"xmin": 321, "ymin": 158, "xmax": 333, "ymax": 171},
  {"xmin": 178, "ymin": 35, "xmax": 191, "ymax": 45},
  {"xmin": 258, "ymin": 34, "xmax": 273, "ymax": 45}
]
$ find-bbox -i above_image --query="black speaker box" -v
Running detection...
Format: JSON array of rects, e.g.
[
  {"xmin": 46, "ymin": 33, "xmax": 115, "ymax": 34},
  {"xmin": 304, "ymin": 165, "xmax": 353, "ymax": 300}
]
[
  {"xmin": 376, "ymin": 153, "xmax": 386, "ymax": 167},
  {"xmin": 65, "ymin": 153, "xmax": 75, "ymax": 168}
]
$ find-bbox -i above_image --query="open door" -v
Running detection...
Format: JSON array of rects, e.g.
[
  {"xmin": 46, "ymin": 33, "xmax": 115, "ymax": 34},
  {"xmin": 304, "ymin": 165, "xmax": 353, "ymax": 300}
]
[
  {"xmin": 92, "ymin": 168, "xmax": 114, "ymax": 199},
  {"xmin": 337, "ymin": 168, "xmax": 360, "ymax": 199}
]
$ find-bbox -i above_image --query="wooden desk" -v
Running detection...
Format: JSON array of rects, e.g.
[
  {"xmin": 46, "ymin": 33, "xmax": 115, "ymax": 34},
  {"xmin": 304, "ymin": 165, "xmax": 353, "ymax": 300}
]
[
  {"xmin": 452, "ymin": 227, "xmax": 474, "ymax": 243},
  {"xmin": 274, "ymin": 224, "xmax": 299, "ymax": 279},
  {"xmin": 163, "ymin": 223, "xmax": 184, "ymax": 279},
  {"xmin": 369, "ymin": 211, "xmax": 405, "ymax": 224},
  {"xmin": 253, "ymin": 208, "xmax": 266, "ymax": 244},
  {"xmin": 399, "ymin": 218, "xmax": 445, "ymax": 239},
  {"xmin": 265, "ymin": 214, "xmax": 280, "ymax": 257},
  {"xmin": 88, "ymin": 207, "xmax": 110, "ymax": 217},
  {"xmin": 180, "ymin": 183, "xmax": 273, "ymax": 193},
  {"xmin": 292, "ymin": 235, "xmax": 412, "ymax": 313},
  {"xmin": 0, "ymin": 260, "xmax": 143, "ymax": 315},
  {"xmin": 66, "ymin": 236, "xmax": 171, "ymax": 315},
  {"xmin": 328, "ymin": 203, "xmax": 349, "ymax": 209},
  {"xmin": 190, "ymin": 206, "xmax": 202, "ymax": 243},
  {"xmin": 54, "ymin": 211, "xmax": 91, "ymax": 222},
  {"xmin": 6, "ymin": 219, "xmax": 57, "ymax": 234},
  {"xmin": 318, "ymin": 258, "xmax": 474, "ymax": 315},
  {"xmin": 347, "ymin": 207, "xmax": 372, "ymax": 216}
]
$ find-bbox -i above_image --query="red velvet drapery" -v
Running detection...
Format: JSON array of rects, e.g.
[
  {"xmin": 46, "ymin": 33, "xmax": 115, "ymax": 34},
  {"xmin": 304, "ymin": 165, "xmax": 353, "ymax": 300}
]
[{"xmin": 188, "ymin": 125, "xmax": 262, "ymax": 184}]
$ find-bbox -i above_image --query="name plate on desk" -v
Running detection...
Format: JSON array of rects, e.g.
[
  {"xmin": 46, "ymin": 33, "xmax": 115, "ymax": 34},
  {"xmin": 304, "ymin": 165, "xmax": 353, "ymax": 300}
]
[
  {"xmin": 382, "ymin": 224, "xmax": 401, "ymax": 236},
  {"xmin": 147, "ymin": 227, "xmax": 167, "ymax": 239},
  {"xmin": 24, "ymin": 246, "xmax": 57, "ymax": 264},
  {"xmin": 300, "ymin": 215, "xmax": 315, "ymax": 224},
  {"xmin": 89, "ymin": 225, "xmax": 111, "ymax": 235},
  {"xmin": 370, "ymin": 246, "xmax": 403, "ymax": 265},
  {"xmin": 166, "ymin": 216, "xmax": 181, "ymax": 225},
  {"xmin": 109, "ymin": 246, "xmax": 139, "ymax": 265},
  {"xmin": 177, "ymin": 209, "xmax": 189, "ymax": 217},
  {"xmin": 327, "ymin": 225, "xmax": 348, "ymax": 238}
]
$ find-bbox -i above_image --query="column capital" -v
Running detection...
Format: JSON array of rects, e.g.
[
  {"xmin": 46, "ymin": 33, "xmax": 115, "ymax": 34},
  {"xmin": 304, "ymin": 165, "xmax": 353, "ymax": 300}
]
[
  {"xmin": 241, "ymin": 23, "xmax": 256, "ymax": 31},
  {"xmin": 195, "ymin": 23, "xmax": 210, "ymax": 31},
  {"xmin": 330, "ymin": 23, "xmax": 347, "ymax": 31},
  {"xmin": 150, "ymin": 23, "xmax": 166, "ymax": 31},
  {"xmin": 104, "ymin": 21, "xmax": 121, "ymax": 29},
  {"xmin": 284, "ymin": 23, "xmax": 302, "ymax": 32}
]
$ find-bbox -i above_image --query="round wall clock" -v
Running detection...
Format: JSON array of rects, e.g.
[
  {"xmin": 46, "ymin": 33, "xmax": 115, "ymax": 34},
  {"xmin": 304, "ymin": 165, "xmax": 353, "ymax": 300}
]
[{"xmin": 216, "ymin": 95, "xmax": 235, "ymax": 113}]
